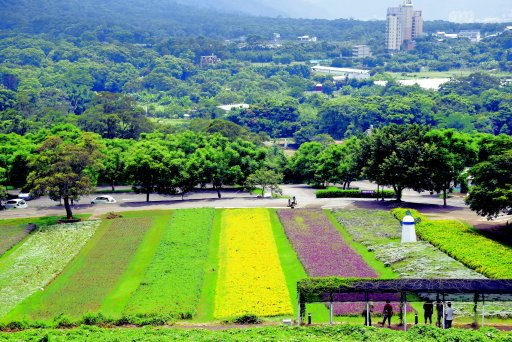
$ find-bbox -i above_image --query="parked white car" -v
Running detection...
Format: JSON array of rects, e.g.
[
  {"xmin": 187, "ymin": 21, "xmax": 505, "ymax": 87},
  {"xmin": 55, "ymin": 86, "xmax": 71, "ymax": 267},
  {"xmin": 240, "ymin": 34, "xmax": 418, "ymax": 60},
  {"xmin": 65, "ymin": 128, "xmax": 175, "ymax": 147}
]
[
  {"xmin": 4, "ymin": 198, "xmax": 28, "ymax": 209},
  {"xmin": 90, "ymin": 195, "xmax": 117, "ymax": 204}
]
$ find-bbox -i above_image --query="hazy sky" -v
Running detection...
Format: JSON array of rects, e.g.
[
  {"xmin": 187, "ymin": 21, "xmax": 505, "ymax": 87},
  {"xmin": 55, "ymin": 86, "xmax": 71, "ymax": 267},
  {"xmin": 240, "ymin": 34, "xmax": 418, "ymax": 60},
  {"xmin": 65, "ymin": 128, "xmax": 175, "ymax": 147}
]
[{"xmin": 284, "ymin": 0, "xmax": 512, "ymax": 22}]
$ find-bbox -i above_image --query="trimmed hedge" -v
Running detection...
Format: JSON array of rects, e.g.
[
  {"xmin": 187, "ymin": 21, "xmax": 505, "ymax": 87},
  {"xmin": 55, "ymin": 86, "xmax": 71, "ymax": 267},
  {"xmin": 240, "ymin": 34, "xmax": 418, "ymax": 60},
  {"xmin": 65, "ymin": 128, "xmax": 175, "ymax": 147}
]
[
  {"xmin": 392, "ymin": 209, "xmax": 512, "ymax": 279},
  {"xmin": 316, "ymin": 189, "xmax": 395, "ymax": 199}
]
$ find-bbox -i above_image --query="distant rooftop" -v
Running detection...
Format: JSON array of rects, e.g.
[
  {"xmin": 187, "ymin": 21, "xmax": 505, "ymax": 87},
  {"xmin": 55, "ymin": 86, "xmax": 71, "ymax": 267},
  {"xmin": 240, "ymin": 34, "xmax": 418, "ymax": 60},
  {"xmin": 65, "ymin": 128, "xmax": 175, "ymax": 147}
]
[{"xmin": 216, "ymin": 104, "xmax": 249, "ymax": 111}]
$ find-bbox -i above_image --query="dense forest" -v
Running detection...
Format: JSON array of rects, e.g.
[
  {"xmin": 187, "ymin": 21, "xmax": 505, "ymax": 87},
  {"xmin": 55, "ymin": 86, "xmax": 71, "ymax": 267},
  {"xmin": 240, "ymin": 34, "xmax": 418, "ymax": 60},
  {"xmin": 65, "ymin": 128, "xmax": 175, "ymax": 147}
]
[{"xmin": 0, "ymin": 0, "xmax": 511, "ymax": 217}]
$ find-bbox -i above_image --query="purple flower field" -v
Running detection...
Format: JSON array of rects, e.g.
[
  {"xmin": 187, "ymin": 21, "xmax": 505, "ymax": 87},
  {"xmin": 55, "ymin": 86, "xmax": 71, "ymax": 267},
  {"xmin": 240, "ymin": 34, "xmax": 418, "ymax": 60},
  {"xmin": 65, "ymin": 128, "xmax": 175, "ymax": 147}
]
[
  {"xmin": 278, "ymin": 209, "xmax": 408, "ymax": 316},
  {"xmin": 278, "ymin": 209, "xmax": 377, "ymax": 278}
]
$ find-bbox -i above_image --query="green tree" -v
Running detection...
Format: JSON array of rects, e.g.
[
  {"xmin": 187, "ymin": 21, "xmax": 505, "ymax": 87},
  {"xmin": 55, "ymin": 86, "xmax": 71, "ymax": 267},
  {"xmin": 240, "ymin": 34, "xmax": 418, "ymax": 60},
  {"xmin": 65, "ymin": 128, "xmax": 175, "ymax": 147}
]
[
  {"xmin": 245, "ymin": 168, "xmax": 283, "ymax": 196},
  {"xmin": 27, "ymin": 134, "xmax": 104, "ymax": 219},
  {"xmin": 124, "ymin": 140, "xmax": 169, "ymax": 202},
  {"xmin": 99, "ymin": 139, "xmax": 130, "ymax": 191},
  {"xmin": 465, "ymin": 150, "xmax": 512, "ymax": 219},
  {"xmin": 0, "ymin": 167, "xmax": 8, "ymax": 209},
  {"xmin": 359, "ymin": 124, "xmax": 432, "ymax": 201},
  {"xmin": 425, "ymin": 130, "xmax": 477, "ymax": 206},
  {"xmin": 288, "ymin": 142, "xmax": 324, "ymax": 185}
]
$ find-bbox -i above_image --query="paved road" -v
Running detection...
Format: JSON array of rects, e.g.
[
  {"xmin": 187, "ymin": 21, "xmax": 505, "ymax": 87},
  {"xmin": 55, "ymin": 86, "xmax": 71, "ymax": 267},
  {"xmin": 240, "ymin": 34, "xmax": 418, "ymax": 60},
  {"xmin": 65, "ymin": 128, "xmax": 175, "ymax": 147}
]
[{"xmin": 0, "ymin": 181, "xmax": 503, "ymax": 228}]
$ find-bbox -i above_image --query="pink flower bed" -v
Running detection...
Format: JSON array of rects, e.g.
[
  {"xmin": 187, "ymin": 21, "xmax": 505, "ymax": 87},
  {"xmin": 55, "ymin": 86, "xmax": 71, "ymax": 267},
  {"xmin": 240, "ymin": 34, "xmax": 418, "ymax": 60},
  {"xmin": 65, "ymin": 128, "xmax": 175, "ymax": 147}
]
[
  {"xmin": 278, "ymin": 209, "xmax": 407, "ymax": 316},
  {"xmin": 278, "ymin": 209, "xmax": 377, "ymax": 278}
]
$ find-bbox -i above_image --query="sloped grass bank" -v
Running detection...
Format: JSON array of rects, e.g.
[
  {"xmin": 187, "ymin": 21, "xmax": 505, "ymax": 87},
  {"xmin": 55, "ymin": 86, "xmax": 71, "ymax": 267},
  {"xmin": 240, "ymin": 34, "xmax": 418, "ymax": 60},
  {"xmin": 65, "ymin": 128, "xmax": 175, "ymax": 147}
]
[
  {"xmin": 124, "ymin": 208, "xmax": 215, "ymax": 319},
  {"xmin": 0, "ymin": 325, "xmax": 511, "ymax": 342},
  {"xmin": 392, "ymin": 209, "xmax": 512, "ymax": 279},
  {"xmin": 7, "ymin": 217, "xmax": 153, "ymax": 320},
  {"xmin": 0, "ymin": 221, "xmax": 100, "ymax": 318}
]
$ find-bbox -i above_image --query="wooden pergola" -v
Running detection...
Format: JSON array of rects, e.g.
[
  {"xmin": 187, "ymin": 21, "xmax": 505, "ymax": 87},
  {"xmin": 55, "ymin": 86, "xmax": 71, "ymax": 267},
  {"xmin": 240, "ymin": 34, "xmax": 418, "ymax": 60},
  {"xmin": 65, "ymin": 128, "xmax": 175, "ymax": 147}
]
[{"xmin": 297, "ymin": 278, "xmax": 512, "ymax": 329}]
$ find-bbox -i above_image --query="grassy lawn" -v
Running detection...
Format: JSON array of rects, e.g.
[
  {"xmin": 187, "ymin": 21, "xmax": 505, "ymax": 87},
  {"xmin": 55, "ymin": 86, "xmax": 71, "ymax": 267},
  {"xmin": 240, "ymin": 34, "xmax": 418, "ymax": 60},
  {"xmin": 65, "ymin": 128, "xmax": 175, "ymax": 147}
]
[
  {"xmin": 195, "ymin": 209, "xmax": 222, "ymax": 322},
  {"xmin": 124, "ymin": 208, "xmax": 215, "ymax": 319},
  {"xmin": 8, "ymin": 216, "xmax": 153, "ymax": 320}
]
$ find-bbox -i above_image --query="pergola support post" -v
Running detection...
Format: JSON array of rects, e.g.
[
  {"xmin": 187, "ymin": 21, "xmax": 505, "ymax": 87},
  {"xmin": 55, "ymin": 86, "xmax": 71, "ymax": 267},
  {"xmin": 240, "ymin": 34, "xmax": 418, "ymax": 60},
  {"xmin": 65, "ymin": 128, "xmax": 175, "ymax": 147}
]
[
  {"xmin": 442, "ymin": 294, "xmax": 446, "ymax": 329},
  {"xmin": 482, "ymin": 294, "xmax": 485, "ymax": 327},
  {"xmin": 297, "ymin": 300, "xmax": 301, "ymax": 325},
  {"xmin": 403, "ymin": 292, "xmax": 407, "ymax": 332},
  {"xmin": 329, "ymin": 302, "xmax": 333, "ymax": 325},
  {"xmin": 473, "ymin": 293, "xmax": 479, "ymax": 327}
]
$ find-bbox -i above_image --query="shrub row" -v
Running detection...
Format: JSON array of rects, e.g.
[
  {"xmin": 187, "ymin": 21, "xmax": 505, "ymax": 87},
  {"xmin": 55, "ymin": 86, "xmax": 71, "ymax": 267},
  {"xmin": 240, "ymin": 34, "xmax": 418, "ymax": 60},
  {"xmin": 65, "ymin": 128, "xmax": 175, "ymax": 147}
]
[
  {"xmin": 316, "ymin": 189, "xmax": 395, "ymax": 199},
  {"xmin": 0, "ymin": 324, "xmax": 511, "ymax": 341},
  {"xmin": 392, "ymin": 209, "xmax": 512, "ymax": 279},
  {"xmin": 0, "ymin": 313, "xmax": 175, "ymax": 332}
]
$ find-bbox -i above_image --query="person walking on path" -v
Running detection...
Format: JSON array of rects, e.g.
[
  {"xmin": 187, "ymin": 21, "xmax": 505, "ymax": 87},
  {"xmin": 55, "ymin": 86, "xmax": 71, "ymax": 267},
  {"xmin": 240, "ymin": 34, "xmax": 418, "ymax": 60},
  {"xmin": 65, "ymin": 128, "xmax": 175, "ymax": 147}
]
[
  {"xmin": 380, "ymin": 300, "xmax": 393, "ymax": 327},
  {"xmin": 436, "ymin": 299, "xmax": 444, "ymax": 327},
  {"xmin": 423, "ymin": 300, "xmax": 434, "ymax": 324},
  {"xmin": 444, "ymin": 302, "xmax": 454, "ymax": 328}
]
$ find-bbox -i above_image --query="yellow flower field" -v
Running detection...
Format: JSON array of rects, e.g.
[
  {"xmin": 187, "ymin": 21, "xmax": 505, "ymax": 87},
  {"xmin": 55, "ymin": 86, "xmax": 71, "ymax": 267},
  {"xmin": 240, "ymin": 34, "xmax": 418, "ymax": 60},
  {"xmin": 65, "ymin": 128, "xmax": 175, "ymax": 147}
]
[{"xmin": 214, "ymin": 209, "xmax": 293, "ymax": 318}]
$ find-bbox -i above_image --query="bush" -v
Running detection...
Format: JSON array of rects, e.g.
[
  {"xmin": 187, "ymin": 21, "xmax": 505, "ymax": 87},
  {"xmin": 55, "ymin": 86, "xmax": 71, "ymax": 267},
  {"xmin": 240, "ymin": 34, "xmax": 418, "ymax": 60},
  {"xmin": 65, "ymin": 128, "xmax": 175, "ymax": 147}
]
[
  {"xmin": 231, "ymin": 314, "xmax": 262, "ymax": 325},
  {"xmin": 115, "ymin": 314, "xmax": 173, "ymax": 326},
  {"xmin": 81, "ymin": 313, "xmax": 112, "ymax": 326},
  {"xmin": 105, "ymin": 212, "xmax": 123, "ymax": 219},
  {"xmin": 53, "ymin": 315, "xmax": 76, "ymax": 329},
  {"xmin": 316, "ymin": 189, "xmax": 395, "ymax": 199}
]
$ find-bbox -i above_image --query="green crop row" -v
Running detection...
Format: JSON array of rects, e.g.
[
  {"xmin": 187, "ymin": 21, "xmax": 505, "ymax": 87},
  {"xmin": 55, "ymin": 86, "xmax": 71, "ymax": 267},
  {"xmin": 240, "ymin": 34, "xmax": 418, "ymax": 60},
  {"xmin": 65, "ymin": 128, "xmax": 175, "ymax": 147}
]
[
  {"xmin": 316, "ymin": 189, "xmax": 395, "ymax": 199},
  {"xmin": 392, "ymin": 209, "xmax": 512, "ymax": 279},
  {"xmin": 124, "ymin": 208, "xmax": 215, "ymax": 319},
  {"xmin": 0, "ymin": 325, "xmax": 511, "ymax": 341}
]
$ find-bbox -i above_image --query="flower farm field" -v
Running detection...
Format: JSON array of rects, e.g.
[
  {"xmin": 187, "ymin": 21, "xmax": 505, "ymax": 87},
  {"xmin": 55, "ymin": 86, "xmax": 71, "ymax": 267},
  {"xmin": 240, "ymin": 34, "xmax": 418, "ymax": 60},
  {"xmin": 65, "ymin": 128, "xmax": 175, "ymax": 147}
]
[
  {"xmin": 393, "ymin": 209, "xmax": 512, "ymax": 279},
  {"xmin": 0, "ymin": 216, "xmax": 85, "ymax": 256},
  {"xmin": 2, "ymin": 208, "xmax": 512, "ymax": 327},
  {"xmin": 277, "ymin": 209, "xmax": 403, "ymax": 317},
  {"xmin": 7, "ymin": 216, "xmax": 153, "ymax": 320},
  {"xmin": 214, "ymin": 209, "xmax": 293, "ymax": 318},
  {"xmin": 333, "ymin": 209, "xmax": 512, "ymax": 320},
  {"xmin": 0, "ymin": 221, "xmax": 100, "ymax": 317}
]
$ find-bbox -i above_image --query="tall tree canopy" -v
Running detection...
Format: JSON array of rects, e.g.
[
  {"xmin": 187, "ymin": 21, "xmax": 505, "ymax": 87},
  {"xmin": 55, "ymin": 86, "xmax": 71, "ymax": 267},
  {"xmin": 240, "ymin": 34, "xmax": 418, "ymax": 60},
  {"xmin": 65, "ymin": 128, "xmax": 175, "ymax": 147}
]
[
  {"xmin": 27, "ymin": 133, "xmax": 103, "ymax": 219},
  {"xmin": 466, "ymin": 150, "xmax": 512, "ymax": 219}
]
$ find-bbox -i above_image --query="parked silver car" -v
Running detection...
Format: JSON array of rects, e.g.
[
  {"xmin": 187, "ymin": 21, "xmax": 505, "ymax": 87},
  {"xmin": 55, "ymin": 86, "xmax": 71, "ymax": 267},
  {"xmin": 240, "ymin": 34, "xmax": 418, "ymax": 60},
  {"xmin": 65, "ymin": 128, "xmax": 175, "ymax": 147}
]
[
  {"xmin": 4, "ymin": 198, "xmax": 28, "ymax": 209},
  {"xmin": 90, "ymin": 195, "xmax": 117, "ymax": 204}
]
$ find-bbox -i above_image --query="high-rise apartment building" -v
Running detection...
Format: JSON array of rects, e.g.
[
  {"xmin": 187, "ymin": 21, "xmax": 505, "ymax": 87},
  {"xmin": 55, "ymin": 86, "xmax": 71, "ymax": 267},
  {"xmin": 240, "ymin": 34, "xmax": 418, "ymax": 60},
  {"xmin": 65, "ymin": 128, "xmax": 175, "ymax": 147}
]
[{"xmin": 386, "ymin": 0, "xmax": 423, "ymax": 51}]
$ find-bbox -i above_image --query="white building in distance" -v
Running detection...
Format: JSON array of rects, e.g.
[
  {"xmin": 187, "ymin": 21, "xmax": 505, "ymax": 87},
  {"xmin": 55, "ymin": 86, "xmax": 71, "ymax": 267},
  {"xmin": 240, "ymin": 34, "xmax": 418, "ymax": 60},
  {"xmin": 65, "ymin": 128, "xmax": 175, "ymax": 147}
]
[
  {"xmin": 386, "ymin": 0, "xmax": 423, "ymax": 51},
  {"xmin": 353, "ymin": 45, "xmax": 372, "ymax": 59},
  {"xmin": 297, "ymin": 35, "xmax": 317, "ymax": 42},
  {"xmin": 216, "ymin": 104, "xmax": 249, "ymax": 111},
  {"xmin": 459, "ymin": 30, "xmax": 481, "ymax": 43},
  {"xmin": 311, "ymin": 66, "xmax": 371, "ymax": 80}
]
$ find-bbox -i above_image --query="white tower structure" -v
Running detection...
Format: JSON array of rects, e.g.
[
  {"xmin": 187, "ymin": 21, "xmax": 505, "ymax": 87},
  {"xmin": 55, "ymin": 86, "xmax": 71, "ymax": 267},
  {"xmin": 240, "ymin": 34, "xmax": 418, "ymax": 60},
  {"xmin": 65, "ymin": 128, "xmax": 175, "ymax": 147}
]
[{"xmin": 401, "ymin": 211, "xmax": 417, "ymax": 243}]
